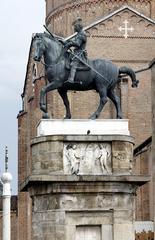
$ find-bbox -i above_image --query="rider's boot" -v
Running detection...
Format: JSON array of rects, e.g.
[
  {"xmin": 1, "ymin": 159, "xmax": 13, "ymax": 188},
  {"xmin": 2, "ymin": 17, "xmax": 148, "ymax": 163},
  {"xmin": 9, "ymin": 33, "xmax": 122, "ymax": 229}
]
[{"xmin": 65, "ymin": 67, "xmax": 76, "ymax": 84}]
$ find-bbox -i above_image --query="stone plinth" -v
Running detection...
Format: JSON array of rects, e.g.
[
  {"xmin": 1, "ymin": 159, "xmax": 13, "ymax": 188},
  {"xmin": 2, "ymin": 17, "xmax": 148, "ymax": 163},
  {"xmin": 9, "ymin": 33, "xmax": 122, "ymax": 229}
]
[
  {"xmin": 31, "ymin": 135, "xmax": 134, "ymax": 176},
  {"xmin": 37, "ymin": 119, "xmax": 130, "ymax": 136},
  {"xmin": 22, "ymin": 119, "xmax": 149, "ymax": 240}
]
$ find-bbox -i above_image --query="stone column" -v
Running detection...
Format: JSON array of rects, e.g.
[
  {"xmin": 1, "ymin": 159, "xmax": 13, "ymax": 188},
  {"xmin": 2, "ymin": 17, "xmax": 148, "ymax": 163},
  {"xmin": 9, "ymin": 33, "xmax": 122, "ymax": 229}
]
[{"xmin": 1, "ymin": 172, "xmax": 12, "ymax": 240}]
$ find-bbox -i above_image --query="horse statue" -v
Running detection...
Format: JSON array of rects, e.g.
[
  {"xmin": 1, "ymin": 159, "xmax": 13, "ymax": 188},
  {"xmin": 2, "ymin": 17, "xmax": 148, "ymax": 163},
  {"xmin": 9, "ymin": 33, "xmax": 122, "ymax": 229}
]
[{"xmin": 33, "ymin": 32, "xmax": 139, "ymax": 119}]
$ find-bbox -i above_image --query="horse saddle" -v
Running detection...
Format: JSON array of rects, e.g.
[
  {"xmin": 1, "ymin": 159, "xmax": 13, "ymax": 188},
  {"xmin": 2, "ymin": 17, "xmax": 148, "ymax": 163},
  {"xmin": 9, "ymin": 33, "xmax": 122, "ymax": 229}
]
[{"xmin": 65, "ymin": 52, "xmax": 90, "ymax": 71}]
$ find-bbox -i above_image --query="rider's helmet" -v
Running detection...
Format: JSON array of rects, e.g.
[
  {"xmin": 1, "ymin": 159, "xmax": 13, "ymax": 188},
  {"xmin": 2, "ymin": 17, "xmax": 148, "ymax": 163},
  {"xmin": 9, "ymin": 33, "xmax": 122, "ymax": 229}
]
[{"xmin": 72, "ymin": 18, "xmax": 83, "ymax": 32}]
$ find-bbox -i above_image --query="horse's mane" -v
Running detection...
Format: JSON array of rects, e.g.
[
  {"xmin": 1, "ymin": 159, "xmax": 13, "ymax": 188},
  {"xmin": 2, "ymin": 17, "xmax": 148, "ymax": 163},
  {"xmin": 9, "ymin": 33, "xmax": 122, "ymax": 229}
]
[
  {"xmin": 44, "ymin": 32, "xmax": 55, "ymax": 40},
  {"xmin": 34, "ymin": 32, "xmax": 63, "ymax": 49},
  {"xmin": 34, "ymin": 32, "xmax": 53, "ymax": 40}
]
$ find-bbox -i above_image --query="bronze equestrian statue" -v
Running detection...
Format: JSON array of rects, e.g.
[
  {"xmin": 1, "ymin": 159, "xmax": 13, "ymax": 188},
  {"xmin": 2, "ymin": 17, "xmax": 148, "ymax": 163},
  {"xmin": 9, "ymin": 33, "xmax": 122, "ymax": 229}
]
[{"xmin": 33, "ymin": 19, "xmax": 139, "ymax": 119}]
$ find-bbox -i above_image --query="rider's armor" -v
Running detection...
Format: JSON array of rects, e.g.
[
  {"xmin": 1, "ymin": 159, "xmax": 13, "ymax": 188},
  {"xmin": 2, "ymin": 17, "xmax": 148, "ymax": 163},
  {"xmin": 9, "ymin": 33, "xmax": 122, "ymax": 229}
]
[{"xmin": 64, "ymin": 18, "xmax": 87, "ymax": 84}]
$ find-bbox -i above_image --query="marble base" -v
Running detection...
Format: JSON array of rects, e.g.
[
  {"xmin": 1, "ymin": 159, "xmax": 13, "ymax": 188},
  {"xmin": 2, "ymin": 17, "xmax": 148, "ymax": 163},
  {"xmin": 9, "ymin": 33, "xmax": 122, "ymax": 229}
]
[{"xmin": 37, "ymin": 119, "xmax": 130, "ymax": 136}]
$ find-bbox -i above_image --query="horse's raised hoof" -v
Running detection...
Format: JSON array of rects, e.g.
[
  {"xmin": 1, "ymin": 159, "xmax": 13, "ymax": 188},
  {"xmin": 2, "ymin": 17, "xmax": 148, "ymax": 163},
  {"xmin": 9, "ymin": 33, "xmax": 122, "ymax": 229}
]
[
  {"xmin": 132, "ymin": 80, "xmax": 139, "ymax": 88},
  {"xmin": 42, "ymin": 113, "xmax": 49, "ymax": 119}
]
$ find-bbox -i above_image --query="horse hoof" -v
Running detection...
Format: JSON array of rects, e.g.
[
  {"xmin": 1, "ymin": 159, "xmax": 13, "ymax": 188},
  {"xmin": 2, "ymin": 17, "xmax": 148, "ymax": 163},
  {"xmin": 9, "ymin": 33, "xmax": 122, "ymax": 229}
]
[
  {"xmin": 40, "ymin": 103, "xmax": 47, "ymax": 112},
  {"xmin": 64, "ymin": 115, "xmax": 71, "ymax": 119},
  {"xmin": 117, "ymin": 116, "xmax": 123, "ymax": 119},
  {"xmin": 42, "ymin": 113, "xmax": 49, "ymax": 119},
  {"xmin": 90, "ymin": 114, "xmax": 97, "ymax": 120}
]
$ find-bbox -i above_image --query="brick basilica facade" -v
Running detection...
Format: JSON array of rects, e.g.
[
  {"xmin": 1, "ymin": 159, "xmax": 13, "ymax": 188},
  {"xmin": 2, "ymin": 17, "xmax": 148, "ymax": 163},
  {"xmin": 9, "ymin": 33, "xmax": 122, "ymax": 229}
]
[{"xmin": 1, "ymin": 0, "xmax": 155, "ymax": 239}]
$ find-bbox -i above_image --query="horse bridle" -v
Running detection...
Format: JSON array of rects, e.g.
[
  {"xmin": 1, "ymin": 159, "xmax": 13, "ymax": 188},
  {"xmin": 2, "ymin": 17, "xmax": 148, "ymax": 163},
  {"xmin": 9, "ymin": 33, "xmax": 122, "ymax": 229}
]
[{"xmin": 34, "ymin": 34, "xmax": 64, "ymax": 68}]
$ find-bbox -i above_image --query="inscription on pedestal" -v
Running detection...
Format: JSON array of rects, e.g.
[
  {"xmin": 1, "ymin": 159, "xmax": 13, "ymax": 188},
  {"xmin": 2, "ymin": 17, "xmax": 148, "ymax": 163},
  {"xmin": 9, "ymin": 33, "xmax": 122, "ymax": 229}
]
[{"xmin": 63, "ymin": 143, "xmax": 112, "ymax": 175}]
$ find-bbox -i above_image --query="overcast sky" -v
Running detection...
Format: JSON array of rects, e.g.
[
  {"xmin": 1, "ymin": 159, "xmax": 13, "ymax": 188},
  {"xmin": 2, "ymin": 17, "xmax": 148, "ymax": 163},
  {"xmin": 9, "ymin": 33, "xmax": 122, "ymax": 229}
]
[{"xmin": 0, "ymin": 1, "xmax": 45, "ymax": 194}]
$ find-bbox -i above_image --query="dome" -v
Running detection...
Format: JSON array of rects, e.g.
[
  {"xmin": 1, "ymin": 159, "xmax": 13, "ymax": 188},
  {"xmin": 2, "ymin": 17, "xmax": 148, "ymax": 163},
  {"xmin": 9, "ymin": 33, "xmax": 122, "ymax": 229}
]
[{"xmin": 1, "ymin": 172, "xmax": 13, "ymax": 184}]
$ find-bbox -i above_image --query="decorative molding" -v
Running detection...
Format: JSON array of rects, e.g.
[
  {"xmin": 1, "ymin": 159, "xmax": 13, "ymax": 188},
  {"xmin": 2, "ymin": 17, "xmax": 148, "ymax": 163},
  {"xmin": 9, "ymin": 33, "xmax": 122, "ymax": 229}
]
[
  {"xmin": 86, "ymin": 6, "xmax": 155, "ymax": 28},
  {"xmin": 88, "ymin": 35, "xmax": 155, "ymax": 39},
  {"xmin": 46, "ymin": 0, "xmax": 152, "ymax": 19},
  {"xmin": 84, "ymin": 6, "xmax": 155, "ymax": 39}
]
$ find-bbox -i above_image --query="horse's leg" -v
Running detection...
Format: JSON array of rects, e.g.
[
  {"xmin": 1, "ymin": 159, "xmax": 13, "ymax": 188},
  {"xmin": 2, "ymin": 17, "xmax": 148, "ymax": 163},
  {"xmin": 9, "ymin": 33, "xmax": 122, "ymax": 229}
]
[
  {"xmin": 40, "ymin": 81, "xmax": 62, "ymax": 118},
  {"xmin": 39, "ymin": 86, "xmax": 50, "ymax": 119},
  {"xmin": 90, "ymin": 89, "xmax": 108, "ymax": 120},
  {"xmin": 40, "ymin": 87, "xmax": 47, "ymax": 111},
  {"xmin": 107, "ymin": 88, "xmax": 122, "ymax": 119},
  {"xmin": 58, "ymin": 88, "xmax": 71, "ymax": 119}
]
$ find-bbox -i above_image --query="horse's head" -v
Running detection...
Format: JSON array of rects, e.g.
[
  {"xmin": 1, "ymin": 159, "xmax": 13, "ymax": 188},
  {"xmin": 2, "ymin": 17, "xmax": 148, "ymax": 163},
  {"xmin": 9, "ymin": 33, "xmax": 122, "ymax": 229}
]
[
  {"xmin": 33, "ymin": 32, "xmax": 63, "ymax": 65},
  {"xmin": 33, "ymin": 33, "xmax": 46, "ymax": 62}
]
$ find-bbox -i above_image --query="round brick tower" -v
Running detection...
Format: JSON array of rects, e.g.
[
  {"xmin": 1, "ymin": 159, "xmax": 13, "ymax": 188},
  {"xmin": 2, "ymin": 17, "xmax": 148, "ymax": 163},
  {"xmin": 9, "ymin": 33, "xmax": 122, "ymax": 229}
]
[{"xmin": 45, "ymin": 0, "xmax": 155, "ymax": 36}]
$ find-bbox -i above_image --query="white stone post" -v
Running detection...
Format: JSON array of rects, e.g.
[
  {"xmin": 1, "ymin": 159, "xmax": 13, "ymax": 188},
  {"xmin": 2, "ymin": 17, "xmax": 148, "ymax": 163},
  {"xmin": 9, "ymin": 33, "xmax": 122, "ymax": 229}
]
[
  {"xmin": 1, "ymin": 172, "xmax": 12, "ymax": 240},
  {"xmin": 1, "ymin": 146, "xmax": 12, "ymax": 240}
]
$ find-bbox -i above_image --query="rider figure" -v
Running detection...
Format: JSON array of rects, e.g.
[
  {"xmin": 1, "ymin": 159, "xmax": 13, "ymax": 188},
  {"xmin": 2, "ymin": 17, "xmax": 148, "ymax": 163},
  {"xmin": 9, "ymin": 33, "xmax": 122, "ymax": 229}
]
[{"xmin": 64, "ymin": 18, "xmax": 87, "ymax": 84}]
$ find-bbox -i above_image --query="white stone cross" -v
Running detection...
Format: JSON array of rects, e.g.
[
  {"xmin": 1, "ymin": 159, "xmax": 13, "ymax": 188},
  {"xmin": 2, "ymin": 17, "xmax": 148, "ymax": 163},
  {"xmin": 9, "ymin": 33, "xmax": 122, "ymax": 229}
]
[{"xmin": 118, "ymin": 20, "xmax": 134, "ymax": 38}]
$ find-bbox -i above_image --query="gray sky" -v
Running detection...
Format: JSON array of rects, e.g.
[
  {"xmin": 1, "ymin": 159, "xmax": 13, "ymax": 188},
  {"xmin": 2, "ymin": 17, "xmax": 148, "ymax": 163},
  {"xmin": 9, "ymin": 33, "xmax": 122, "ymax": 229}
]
[{"xmin": 0, "ymin": 0, "xmax": 45, "ymax": 194}]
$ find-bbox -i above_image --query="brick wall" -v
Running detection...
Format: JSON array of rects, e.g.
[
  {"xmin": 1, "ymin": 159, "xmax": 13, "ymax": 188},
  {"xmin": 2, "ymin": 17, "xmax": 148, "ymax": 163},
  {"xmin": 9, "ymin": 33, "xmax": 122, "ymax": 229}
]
[
  {"xmin": 134, "ymin": 144, "xmax": 153, "ymax": 220},
  {"xmin": 17, "ymin": 48, "xmax": 43, "ymax": 240}
]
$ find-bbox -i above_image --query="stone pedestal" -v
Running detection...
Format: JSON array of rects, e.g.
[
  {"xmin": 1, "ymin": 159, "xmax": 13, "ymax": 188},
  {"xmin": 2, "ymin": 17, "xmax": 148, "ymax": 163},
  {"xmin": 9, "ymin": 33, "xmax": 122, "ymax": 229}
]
[{"xmin": 22, "ymin": 120, "xmax": 149, "ymax": 240}]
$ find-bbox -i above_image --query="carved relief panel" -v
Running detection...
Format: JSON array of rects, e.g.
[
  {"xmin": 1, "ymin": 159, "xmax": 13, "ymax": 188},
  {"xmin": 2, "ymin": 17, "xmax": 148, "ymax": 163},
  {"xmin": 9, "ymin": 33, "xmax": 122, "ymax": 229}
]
[{"xmin": 63, "ymin": 143, "xmax": 112, "ymax": 175}]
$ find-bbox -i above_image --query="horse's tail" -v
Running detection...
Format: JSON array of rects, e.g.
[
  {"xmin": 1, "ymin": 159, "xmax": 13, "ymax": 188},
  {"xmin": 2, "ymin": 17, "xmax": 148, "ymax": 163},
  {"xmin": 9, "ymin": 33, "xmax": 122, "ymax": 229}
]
[{"xmin": 119, "ymin": 66, "xmax": 139, "ymax": 88}]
